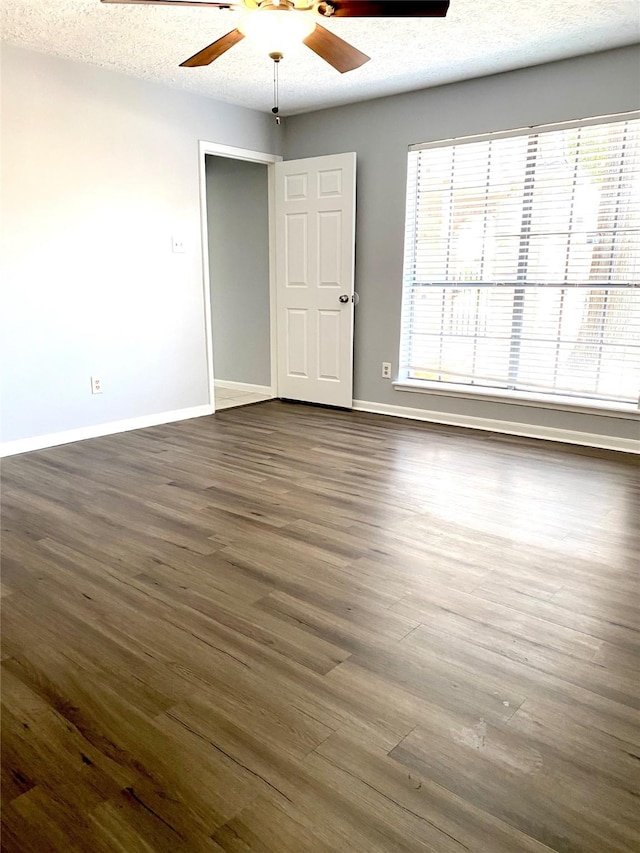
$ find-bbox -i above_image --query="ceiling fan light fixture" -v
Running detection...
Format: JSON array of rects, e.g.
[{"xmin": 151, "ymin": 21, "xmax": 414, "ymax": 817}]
[{"xmin": 238, "ymin": 4, "xmax": 316, "ymax": 56}]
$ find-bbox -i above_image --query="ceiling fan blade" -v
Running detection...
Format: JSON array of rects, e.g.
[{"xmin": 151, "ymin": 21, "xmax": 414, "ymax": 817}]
[
  {"xmin": 303, "ymin": 24, "xmax": 370, "ymax": 74},
  {"xmin": 180, "ymin": 29, "xmax": 245, "ymax": 66},
  {"xmin": 101, "ymin": 0, "xmax": 236, "ymax": 6},
  {"xmin": 322, "ymin": 0, "xmax": 449, "ymax": 16}
]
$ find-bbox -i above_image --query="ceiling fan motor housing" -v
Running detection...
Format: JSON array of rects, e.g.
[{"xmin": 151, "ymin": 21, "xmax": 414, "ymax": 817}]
[{"xmin": 252, "ymin": 0, "xmax": 335, "ymax": 14}]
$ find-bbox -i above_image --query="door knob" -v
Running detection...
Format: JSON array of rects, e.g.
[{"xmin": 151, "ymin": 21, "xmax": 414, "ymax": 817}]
[{"xmin": 339, "ymin": 294, "xmax": 349, "ymax": 303}]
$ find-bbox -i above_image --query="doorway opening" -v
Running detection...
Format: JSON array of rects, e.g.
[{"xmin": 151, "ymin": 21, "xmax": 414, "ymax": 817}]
[{"xmin": 198, "ymin": 142, "xmax": 281, "ymax": 412}]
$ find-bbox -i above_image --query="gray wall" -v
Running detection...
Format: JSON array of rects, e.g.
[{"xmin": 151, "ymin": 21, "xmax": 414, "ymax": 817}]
[
  {"xmin": 205, "ymin": 156, "xmax": 271, "ymax": 387},
  {"xmin": 283, "ymin": 46, "xmax": 640, "ymax": 442},
  {"xmin": 0, "ymin": 44, "xmax": 281, "ymax": 446}
]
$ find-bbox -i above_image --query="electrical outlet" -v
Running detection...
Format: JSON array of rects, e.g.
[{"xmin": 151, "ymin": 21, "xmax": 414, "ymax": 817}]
[
  {"xmin": 171, "ymin": 235, "xmax": 185, "ymax": 254},
  {"xmin": 382, "ymin": 362, "xmax": 392, "ymax": 379},
  {"xmin": 91, "ymin": 376, "xmax": 103, "ymax": 395}
]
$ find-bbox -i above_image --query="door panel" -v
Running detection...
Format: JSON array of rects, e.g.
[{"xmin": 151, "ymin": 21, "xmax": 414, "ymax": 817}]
[
  {"xmin": 318, "ymin": 168, "xmax": 342, "ymax": 197},
  {"xmin": 285, "ymin": 172, "xmax": 308, "ymax": 201},
  {"xmin": 318, "ymin": 311, "xmax": 341, "ymax": 380},
  {"xmin": 286, "ymin": 309, "xmax": 309, "ymax": 378},
  {"xmin": 285, "ymin": 214, "xmax": 308, "ymax": 286},
  {"xmin": 318, "ymin": 211, "xmax": 342, "ymax": 286},
  {"xmin": 275, "ymin": 152, "xmax": 356, "ymax": 408}
]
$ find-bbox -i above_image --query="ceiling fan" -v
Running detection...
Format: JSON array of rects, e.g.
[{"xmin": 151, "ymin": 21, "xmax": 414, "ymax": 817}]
[{"xmin": 100, "ymin": 0, "xmax": 450, "ymax": 74}]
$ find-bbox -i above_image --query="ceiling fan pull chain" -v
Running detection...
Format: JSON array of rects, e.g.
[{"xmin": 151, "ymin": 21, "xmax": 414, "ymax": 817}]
[{"xmin": 270, "ymin": 51, "xmax": 283, "ymax": 124}]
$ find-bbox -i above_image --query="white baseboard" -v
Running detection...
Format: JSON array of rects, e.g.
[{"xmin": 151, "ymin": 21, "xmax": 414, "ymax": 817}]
[
  {"xmin": 352, "ymin": 399, "xmax": 640, "ymax": 455},
  {"xmin": 0, "ymin": 404, "xmax": 214, "ymax": 458},
  {"xmin": 214, "ymin": 380, "xmax": 274, "ymax": 396},
  {"xmin": 4, "ymin": 399, "xmax": 635, "ymax": 458}
]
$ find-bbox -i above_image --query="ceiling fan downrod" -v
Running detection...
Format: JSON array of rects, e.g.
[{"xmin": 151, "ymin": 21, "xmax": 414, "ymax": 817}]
[{"xmin": 270, "ymin": 51, "xmax": 283, "ymax": 124}]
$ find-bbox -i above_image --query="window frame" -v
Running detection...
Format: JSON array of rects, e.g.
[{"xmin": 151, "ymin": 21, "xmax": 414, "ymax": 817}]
[{"xmin": 397, "ymin": 111, "xmax": 640, "ymax": 415}]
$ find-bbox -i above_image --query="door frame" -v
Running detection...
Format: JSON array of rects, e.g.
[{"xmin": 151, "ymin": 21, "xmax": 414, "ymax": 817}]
[{"xmin": 198, "ymin": 140, "xmax": 282, "ymax": 411}]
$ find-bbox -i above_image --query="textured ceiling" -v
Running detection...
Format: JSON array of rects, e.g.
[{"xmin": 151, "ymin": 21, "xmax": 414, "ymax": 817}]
[{"xmin": 2, "ymin": 0, "xmax": 639, "ymax": 115}]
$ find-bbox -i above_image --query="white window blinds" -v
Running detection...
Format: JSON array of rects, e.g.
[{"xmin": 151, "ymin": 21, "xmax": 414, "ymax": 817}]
[{"xmin": 400, "ymin": 115, "xmax": 640, "ymax": 406}]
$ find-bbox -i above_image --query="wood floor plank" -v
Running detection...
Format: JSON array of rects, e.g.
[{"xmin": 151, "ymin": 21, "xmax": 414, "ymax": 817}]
[
  {"xmin": 506, "ymin": 697, "xmax": 640, "ymax": 790},
  {"xmin": 390, "ymin": 720, "xmax": 639, "ymax": 853},
  {"xmin": 404, "ymin": 617, "xmax": 638, "ymax": 709},
  {"xmin": 314, "ymin": 726, "xmax": 558, "ymax": 853},
  {"xmin": 1, "ymin": 400, "xmax": 638, "ymax": 851},
  {"xmin": 212, "ymin": 794, "xmax": 338, "ymax": 853},
  {"xmin": 473, "ymin": 580, "xmax": 640, "ymax": 652},
  {"xmin": 401, "ymin": 622, "xmax": 640, "ymax": 744},
  {"xmin": 2, "ymin": 654, "xmax": 260, "ymax": 845},
  {"xmin": 390, "ymin": 583, "xmax": 603, "ymax": 661},
  {"xmin": 255, "ymin": 589, "xmax": 419, "ymax": 656}
]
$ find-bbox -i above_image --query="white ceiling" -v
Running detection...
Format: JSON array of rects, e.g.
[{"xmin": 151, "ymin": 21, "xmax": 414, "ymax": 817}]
[{"xmin": 2, "ymin": 0, "xmax": 639, "ymax": 115}]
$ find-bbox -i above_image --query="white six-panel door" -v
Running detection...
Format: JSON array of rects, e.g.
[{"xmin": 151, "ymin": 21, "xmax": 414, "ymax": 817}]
[{"xmin": 275, "ymin": 153, "xmax": 356, "ymax": 408}]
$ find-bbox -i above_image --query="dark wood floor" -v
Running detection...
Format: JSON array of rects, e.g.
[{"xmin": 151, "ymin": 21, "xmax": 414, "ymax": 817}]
[{"xmin": 1, "ymin": 401, "xmax": 639, "ymax": 852}]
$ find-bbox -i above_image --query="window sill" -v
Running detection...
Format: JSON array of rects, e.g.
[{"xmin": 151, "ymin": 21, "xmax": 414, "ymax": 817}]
[{"xmin": 392, "ymin": 380, "xmax": 640, "ymax": 420}]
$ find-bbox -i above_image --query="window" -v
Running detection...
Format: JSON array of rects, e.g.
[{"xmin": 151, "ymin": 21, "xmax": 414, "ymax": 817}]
[{"xmin": 399, "ymin": 114, "xmax": 640, "ymax": 408}]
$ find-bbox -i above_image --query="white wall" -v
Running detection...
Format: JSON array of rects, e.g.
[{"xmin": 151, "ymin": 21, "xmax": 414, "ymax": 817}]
[
  {"xmin": 283, "ymin": 46, "xmax": 640, "ymax": 448},
  {"xmin": 0, "ymin": 44, "xmax": 281, "ymax": 451}
]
